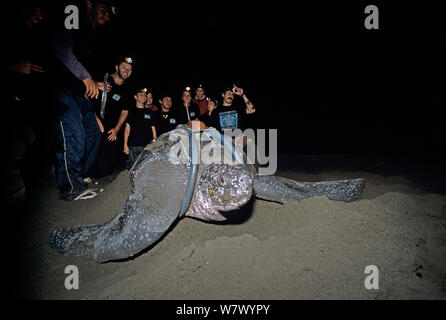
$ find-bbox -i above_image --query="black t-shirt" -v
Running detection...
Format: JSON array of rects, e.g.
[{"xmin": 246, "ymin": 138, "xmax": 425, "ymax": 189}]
[
  {"xmin": 93, "ymin": 76, "xmax": 133, "ymax": 130},
  {"xmin": 211, "ymin": 102, "xmax": 245, "ymax": 132},
  {"xmin": 127, "ymin": 108, "xmax": 155, "ymax": 147},
  {"xmin": 176, "ymin": 103, "xmax": 200, "ymax": 125},
  {"xmin": 152, "ymin": 109, "xmax": 179, "ymax": 136},
  {"xmin": 201, "ymin": 111, "xmax": 219, "ymax": 129}
]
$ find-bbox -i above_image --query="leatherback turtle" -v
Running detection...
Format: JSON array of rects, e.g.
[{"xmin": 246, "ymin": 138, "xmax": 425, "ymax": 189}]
[{"xmin": 50, "ymin": 125, "xmax": 365, "ymax": 263}]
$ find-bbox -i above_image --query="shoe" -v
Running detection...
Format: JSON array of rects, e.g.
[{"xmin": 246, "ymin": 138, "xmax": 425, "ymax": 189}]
[
  {"xmin": 83, "ymin": 177, "xmax": 99, "ymax": 185},
  {"xmin": 73, "ymin": 188, "xmax": 104, "ymax": 200},
  {"xmin": 59, "ymin": 187, "xmax": 103, "ymax": 201}
]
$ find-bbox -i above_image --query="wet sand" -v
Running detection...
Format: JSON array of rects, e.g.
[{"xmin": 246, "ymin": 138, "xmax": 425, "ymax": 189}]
[{"xmin": 13, "ymin": 155, "xmax": 446, "ymax": 299}]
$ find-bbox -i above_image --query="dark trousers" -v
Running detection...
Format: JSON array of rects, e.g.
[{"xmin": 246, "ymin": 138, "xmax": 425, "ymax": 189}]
[
  {"xmin": 127, "ymin": 146, "xmax": 145, "ymax": 169},
  {"xmin": 55, "ymin": 89, "xmax": 101, "ymax": 199},
  {"xmin": 88, "ymin": 131, "xmax": 125, "ymax": 179}
]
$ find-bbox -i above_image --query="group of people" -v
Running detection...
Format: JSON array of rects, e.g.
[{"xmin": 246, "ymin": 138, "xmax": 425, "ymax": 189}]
[
  {"xmin": 3, "ymin": 0, "xmax": 257, "ymax": 202},
  {"xmin": 87, "ymin": 55, "xmax": 257, "ymax": 189}
]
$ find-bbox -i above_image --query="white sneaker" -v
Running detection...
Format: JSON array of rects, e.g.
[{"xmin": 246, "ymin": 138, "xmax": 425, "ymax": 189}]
[
  {"xmin": 83, "ymin": 177, "xmax": 99, "ymax": 185},
  {"xmin": 74, "ymin": 188, "xmax": 104, "ymax": 200}
]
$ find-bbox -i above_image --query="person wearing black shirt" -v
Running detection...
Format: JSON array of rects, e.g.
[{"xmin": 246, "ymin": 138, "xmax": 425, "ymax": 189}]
[
  {"xmin": 88, "ymin": 57, "xmax": 133, "ymax": 178},
  {"xmin": 201, "ymin": 97, "xmax": 220, "ymax": 129},
  {"xmin": 211, "ymin": 85, "xmax": 256, "ymax": 132},
  {"xmin": 153, "ymin": 93, "xmax": 179, "ymax": 136},
  {"xmin": 124, "ymin": 88, "xmax": 157, "ymax": 168},
  {"xmin": 176, "ymin": 87, "xmax": 200, "ymax": 125}
]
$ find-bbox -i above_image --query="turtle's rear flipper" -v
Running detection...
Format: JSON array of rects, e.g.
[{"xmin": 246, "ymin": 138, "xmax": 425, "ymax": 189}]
[{"xmin": 253, "ymin": 175, "xmax": 366, "ymax": 204}]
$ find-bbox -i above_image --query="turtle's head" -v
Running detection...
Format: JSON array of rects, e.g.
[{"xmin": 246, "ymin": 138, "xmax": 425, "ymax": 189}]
[{"xmin": 192, "ymin": 164, "xmax": 253, "ymax": 221}]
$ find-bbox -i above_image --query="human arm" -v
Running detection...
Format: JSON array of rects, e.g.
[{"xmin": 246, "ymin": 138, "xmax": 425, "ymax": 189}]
[
  {"xmin": 94, "ymin": 112, "xmax": 105, "ymax": 133},
  {"xmin": 233, "ymin": 85, "xmax": 256, "ymax": 114},
  {"xmin": 1, "ymin": 59, "xmax": 44, "ymax": 75},
  {"xmin": 108, "ymin": 110, "xmax": 129, "ymax": 141},
  {"xmin": 51, "ymin": 30, "xmax": 98, "ymax": 98},
  {"xmin": 97, "ymin": 82, "xmax": 112, "ymax": 92},
  {"xmin": 152, "ymin": 126, "xmax": 157, "ymax": 141},
  {"xmin": 123, "ymin": 123, "xmax": 130, "ymax": 155}
]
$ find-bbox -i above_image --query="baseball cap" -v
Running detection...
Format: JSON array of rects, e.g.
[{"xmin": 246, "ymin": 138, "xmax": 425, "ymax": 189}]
[
  {"xmin": 119, "ymin": 57, "xmax": 134, "ymax": 65},
  {"xmin": 206, "ymin": 97, "xmax": 219, "ymax": 107},
  {"xmin": 136, "ymin": 88, "xmax": 148, "ymax": 94}
]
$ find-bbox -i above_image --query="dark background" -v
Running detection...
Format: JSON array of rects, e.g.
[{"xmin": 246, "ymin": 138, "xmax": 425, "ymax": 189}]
[
  {"xmin": 3, "ymin": 0, "xmax": 445, "ymax": 299},
  {"xmin": 4, "ymin": 0, "xmax": 445, "ymax": 156},
  {"xmin": 94, "ymin": 0, "xmax": 445, "ymax": 156}
]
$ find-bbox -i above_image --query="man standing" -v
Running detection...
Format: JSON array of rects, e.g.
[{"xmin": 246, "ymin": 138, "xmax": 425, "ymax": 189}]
[
  {"xmin": 176, "ymin": 86, "xmax": 200, "ymax": 125},
  {"xmin": 153, "ymin": 93, "xmax": 179, "ymax": 136},
  {"xmin": 123, "ymin": 88, "xmax": 157, "ymax": 168},
  {"xmin": 51, "ymin": 0, "xmax": 114, "ymax": 200},
  {"xmin": 211, "ymin": 85, "xmax": 256, "ymax": 132},
  {"xmin": 88, "ymin": 57, "xmax": 134, "ymax": 178},
  {"xmin": 192, "ymin": 84, "xmax": 208, "ymax": 115}
]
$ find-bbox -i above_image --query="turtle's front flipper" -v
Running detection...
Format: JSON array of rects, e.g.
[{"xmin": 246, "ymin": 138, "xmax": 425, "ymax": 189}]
[
  {"xmin": 50, "ymin": 193, "xmax": 180, "ymax": 263},
  {"xmin": 50, "ymin": 159, "xmax": 187, "ymax": 263},
  {"xmin": 253, "ymin": 175, "xmax": 365, "ymax": 204}
]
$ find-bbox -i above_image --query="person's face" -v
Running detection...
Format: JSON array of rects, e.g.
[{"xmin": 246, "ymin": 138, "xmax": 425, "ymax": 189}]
[
  {"xmin": 160, "ymin": 97, "xmax": 172, "ymax": 109},
  {"xmin": 182, "ymin": 91, "xmax": 192, "ymax": 104},
  {"xmin": 208, "ymin": 101, "xmax": 216, "ymax": 111},
  {"xmin": 146, "ymin": 93, "xmax": 153, "ymax": 105},
  {"xmin": 93, "ymin": 3, "xmax": 111, "ymax": 27},
  {"xmin": 116, "ymin": 62, "xmax": 133, "ymax": 80},
  {"xmin": 196, "ymin": 88, "xmax": 205, "ymax": 99},
  {"xmin": 222, "ymin": 91, "xmax": 234, "ymax": 104},
  {"xmin": 135, "ymin": 92, "xmax": 147, "ymax": 104},
  {"xmin": 23, "ymin": 7, "xmax": 43, "ymax": 28}
]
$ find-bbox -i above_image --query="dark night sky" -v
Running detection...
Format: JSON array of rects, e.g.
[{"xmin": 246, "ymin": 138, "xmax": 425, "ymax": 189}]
[
  {"xmin": 91, "ymin": 1, "xmax": 444, "ymax": 155},
  {"xmin": 6, "ymin": 0, "xmax": 445, "ymax": 155}
]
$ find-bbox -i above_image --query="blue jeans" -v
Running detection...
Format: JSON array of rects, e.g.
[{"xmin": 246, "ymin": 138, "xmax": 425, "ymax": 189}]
[
  {"xmin": 55, "ymin": 89, "xmax": 101, "ymax": 200},
  {"xmin": 126, "ymin": 146, "xmax": 145, "ymax": 169}
]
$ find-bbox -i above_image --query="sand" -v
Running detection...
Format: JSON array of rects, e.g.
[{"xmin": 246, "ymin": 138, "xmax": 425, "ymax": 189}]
[{"xmin": 14, "ymin": 157, "xmax": 446, "ymax": 300}]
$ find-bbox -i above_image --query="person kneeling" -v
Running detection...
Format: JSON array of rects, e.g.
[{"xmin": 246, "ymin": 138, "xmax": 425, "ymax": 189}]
[{"xmin": 124, "ymin": 88, "xmax": 157, "ymax": 169}]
